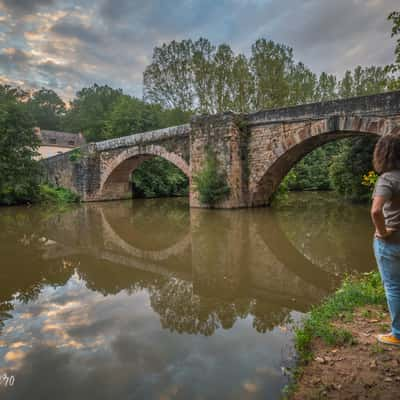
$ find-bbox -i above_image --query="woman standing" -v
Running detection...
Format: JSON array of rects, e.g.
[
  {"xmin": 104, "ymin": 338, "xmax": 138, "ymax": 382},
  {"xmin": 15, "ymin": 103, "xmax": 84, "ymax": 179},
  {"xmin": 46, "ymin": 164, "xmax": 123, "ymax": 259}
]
[{"xmin": 371, "ymin": 134, "xmax": 400, "ymax": 346}]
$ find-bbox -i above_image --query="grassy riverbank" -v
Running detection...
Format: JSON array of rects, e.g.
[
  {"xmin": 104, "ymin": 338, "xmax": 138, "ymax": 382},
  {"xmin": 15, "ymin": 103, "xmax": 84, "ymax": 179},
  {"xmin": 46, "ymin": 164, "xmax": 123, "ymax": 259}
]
[{"xmin": 285, "ymin": 271, "xmax": 393, "ymax": 399}]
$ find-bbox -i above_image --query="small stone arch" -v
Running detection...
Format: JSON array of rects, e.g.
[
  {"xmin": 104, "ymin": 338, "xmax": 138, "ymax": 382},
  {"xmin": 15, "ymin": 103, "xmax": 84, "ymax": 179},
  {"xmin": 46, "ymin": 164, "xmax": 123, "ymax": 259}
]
[
  {"xmin": 249, "ymin": 116, "xmax": 400, "ymax": 206},
  {"xmin": 97, "ymin": 145, "xmax": 190, "ymax": 201}
]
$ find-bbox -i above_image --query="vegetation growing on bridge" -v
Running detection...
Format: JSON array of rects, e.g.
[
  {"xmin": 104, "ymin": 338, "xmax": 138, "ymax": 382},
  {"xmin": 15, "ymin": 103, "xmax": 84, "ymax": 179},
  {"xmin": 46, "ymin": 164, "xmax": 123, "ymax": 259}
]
[
  {"xmin": 38, "ymin": 184, "xmax": 80, "ymax": 204},
  {"xmin": 193, "ymin": 150, "xmax": 230, "ymax": 205}
]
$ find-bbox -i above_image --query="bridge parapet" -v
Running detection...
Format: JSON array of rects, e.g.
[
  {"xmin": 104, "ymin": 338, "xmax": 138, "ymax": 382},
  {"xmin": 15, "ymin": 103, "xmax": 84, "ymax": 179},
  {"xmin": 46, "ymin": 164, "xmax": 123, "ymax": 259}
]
[
  {"xmin": 245, "ymin": 91, "xmax": 400, "ymax": 126},
  {"xmin": 94, "ymin": 124, "xmax": 190, "ymax": 151}
]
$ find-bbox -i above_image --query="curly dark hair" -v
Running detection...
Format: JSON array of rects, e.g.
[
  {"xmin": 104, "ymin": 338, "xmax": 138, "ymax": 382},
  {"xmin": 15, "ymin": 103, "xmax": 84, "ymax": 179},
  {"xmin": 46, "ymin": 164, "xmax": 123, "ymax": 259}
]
[{"xmin": 373, "ymin": 134, "xmax": 400, "ymax": 174}]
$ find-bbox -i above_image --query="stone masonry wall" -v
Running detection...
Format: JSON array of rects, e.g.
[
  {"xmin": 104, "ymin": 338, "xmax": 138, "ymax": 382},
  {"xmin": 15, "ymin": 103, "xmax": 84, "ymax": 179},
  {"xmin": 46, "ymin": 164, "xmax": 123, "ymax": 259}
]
[
  {"xmin": 190, "ymin": 112, "xmax": 249, "ymax": 208},
  {"xmin": 247, "ymin": 115, "xmax": 400, "ymax": 207}
]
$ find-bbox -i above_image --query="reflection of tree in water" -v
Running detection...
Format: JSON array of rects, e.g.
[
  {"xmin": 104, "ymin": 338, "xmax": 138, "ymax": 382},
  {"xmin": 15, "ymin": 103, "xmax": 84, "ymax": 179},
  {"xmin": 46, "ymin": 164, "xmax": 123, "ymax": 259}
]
[
  {"xmin": 74, "ymin": 256, "xmax": 166, "ymax": 297},
  {"xmin": 251, "ymin": 301, "xmax": 291, "ymax": 333},
  {"xmin": 149, "ymin": 278, "xmax": 291, "ymax": 335},
  {"xmin": 150, "ymin": 279, "xmax": 219, "ymax": 335}
]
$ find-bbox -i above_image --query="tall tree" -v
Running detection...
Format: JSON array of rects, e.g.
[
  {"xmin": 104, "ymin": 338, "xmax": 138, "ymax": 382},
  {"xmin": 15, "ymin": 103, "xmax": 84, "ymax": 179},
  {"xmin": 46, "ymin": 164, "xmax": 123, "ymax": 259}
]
[
  {"xmin": 287, "ymin": 62, "xmax": 317, "ymax": 105},
  {"xmin": 0, "ymin": 84, "xmax": 28, "ymax": 101},
  {"xmin": 315, "ymin": 72, "xmax": 337, "ymax": 101},
  {"xmin": 143, "ymin": 39, "xmax": 195, "ymax": 111},
  {"xmin": 338, "ymin": 70, "xmax": 354, "ymax": 99},
  {"xmin": 63, "ymin": 84, "xmax": 123, "ymax": 142},
  {"xmin": 231, "ymin": 54, "xmax": 254, "ymax": 113},
  {"xmin": 27, "ymin": 88, "xmax": 66, "ymax": 130},
  {"xmin": 389, "ymin": 11, "xmax": 400, "ymax": 70},
  {"xmin": 192, "ymin": 38, "xmax": 215, "ymax": 114},
  {"xmin": 250, "ymin": 39, "xmax": 293, "ymax": 109},
  {"xmin": 213, "ymin": 44, "xmax": 235, "ymax": 113},
  {"xmin": 339, "ymin": 66, "xmax": 389, "ymax": 99},
  {"xmin": 0, "ymin": 91, "xmax": 41, "ymax": 205},
  {"xmin": 387, "ymin": 11, "xmax": 400, "ymax": 89},
  {"xmin": 352, "ymin": 66, "xmax": 388, "ymax": 96},
  {"xmin": 143, "ymin": 37, "xmax": 305, "ymax": 113},
  {"xmin": 103, "ymin": 95, "xmax": 159, "ymax": 139}
]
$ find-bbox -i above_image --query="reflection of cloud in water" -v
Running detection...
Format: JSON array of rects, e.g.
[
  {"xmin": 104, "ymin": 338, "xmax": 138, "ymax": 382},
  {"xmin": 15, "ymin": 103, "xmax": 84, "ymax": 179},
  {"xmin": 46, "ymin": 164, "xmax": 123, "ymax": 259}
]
[{"xmin": 0, "ymin": 273, "xmax": 293, "ymax": 400}]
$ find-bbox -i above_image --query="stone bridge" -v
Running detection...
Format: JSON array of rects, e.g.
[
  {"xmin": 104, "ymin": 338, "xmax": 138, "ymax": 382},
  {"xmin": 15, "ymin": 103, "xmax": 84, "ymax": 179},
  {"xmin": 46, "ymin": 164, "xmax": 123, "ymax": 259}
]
[{"xmin": 43, "ymin": 91, "xmax": 400, "ymax": 208}]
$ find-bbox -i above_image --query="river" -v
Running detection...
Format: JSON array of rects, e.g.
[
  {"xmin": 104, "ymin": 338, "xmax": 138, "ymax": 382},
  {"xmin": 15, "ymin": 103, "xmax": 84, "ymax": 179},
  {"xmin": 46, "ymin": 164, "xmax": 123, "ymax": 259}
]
[{"xmin": 0, "ymin": 192, "xmax": 375, "ymax": 399}]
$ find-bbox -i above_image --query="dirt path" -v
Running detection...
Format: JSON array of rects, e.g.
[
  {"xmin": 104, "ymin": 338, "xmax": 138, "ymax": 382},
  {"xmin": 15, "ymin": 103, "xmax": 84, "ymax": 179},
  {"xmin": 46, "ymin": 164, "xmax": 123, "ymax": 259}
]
[{"xmin": 291, "ymin": 305, "xmax": 400, "ymax": 400}]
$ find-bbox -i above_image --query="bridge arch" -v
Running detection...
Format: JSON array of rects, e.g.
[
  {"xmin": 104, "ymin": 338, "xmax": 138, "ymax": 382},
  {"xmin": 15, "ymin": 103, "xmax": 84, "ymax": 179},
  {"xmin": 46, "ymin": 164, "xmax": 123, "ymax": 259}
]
[
  {"xmin": 98, "ymin": 144, "xmax": 190, "ymax": 201},
  {"xmin": 249, "ymin": 116, "xmax": 400, "ymax": 206}
]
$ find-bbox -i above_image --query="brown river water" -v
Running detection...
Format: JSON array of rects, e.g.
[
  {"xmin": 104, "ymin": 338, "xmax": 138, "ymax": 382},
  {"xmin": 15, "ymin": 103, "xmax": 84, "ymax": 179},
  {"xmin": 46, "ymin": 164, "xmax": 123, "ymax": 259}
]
[{"xmin": 0, "ymin": 192, "xmax": 375, "ymax": 399}]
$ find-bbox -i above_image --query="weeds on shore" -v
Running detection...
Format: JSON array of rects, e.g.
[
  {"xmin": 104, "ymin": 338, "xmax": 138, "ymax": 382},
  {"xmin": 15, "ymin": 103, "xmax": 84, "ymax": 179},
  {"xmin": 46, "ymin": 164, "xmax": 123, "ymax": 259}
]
[
  {"xmin": 294, "ymin": 271, "xmax": 386, "ymax": 361},
  {"xmin": 282, "ymin": 272, "xmax": 386, "ymax": 399}
]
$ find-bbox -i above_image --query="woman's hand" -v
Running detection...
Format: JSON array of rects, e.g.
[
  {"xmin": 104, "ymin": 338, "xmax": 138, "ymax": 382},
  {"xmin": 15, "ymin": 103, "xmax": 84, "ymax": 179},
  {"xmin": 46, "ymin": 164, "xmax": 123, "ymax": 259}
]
[
  {"xmin": 371, "ymin": 196, "xmax": 389, "ymax": 238},
  {"xmin": 375, "ymin": 227, "xmax": 395, "ymax": 239}
]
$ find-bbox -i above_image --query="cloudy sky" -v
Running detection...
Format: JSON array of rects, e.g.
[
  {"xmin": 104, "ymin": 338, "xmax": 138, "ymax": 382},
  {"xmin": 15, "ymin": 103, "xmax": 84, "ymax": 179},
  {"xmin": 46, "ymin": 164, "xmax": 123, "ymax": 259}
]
[{"xmin": 0, "ymin": 0, "xmax": 398, "ymax": 100}]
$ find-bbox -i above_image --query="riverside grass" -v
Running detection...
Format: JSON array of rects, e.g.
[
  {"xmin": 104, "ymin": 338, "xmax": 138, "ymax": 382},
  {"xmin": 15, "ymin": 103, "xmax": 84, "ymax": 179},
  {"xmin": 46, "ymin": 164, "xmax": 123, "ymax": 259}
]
[
  {"xmin": 284, "ymin": 272, "xmax": 387, "ymax": 398},
  {"xmin": 295, "ymin": 271, "xmax": 386, "ymax": 360}
]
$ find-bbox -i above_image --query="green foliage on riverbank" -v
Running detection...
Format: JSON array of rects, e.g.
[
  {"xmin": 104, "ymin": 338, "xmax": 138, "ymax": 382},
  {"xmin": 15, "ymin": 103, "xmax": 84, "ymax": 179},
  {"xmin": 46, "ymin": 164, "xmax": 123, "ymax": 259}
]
[
  {"xmin": 294, "ymin": 272, "xmax": 386, "ymax": 362},
  {"xmin": 193, "ymin": 150, "xmax": 230, "ymax": 205},
  {"xmin": 38, "ymin": 184, "xmax": 80, "ymax": 204},
  {"xmin": 132, "ymin": 157, "xmax": 188, "ymax": 198}
]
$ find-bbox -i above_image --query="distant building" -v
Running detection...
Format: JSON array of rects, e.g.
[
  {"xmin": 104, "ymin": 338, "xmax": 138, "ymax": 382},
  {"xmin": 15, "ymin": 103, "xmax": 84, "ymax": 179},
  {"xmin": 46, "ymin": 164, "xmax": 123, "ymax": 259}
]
[{"xmin": 34, "ymin": 127, "xmax": 86, "ymax": 159}]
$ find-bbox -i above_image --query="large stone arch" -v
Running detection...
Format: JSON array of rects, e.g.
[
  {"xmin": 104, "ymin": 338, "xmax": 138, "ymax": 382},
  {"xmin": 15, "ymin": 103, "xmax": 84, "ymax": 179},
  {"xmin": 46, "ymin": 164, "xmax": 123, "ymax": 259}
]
[
  {"xmin": 97, "ymin": 144, "xmax": 190, "ymax": 201},
  {"xmin": 249, "ymin": 116, "xmax": 400, "ymax": 206}
]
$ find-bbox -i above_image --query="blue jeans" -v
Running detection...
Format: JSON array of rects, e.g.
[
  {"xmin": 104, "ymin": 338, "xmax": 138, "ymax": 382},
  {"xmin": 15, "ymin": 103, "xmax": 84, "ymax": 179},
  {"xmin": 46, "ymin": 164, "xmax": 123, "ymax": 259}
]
[{"xmin": 373, "ymin": 237, "xmax": 400, "ymax": 339}]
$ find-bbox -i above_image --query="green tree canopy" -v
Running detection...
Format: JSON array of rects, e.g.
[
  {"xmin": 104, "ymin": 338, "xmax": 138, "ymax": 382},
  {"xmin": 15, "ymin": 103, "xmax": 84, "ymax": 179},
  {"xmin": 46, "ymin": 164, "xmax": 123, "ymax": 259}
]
[
  {"xmin": 143, "ymin": 37, "xmax": 315, "ymax": 113},
  {"xmin": 0, "ymin": 90, "xmax": 41, "ymax": 205},
  {"xmin": 63, "ymin": 84, "xmax": 123, "ymax": 142},
  {"xmin": 27, "ymin": 88, "xmax": 66, "ymax": 130}
]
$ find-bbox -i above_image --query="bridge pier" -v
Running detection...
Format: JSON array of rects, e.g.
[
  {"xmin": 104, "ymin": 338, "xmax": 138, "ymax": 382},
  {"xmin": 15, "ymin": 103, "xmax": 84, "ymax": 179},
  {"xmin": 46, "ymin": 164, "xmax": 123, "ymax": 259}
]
[{"xmin": 190, "ymin": 112, "xmax": 250, "ymax": 208}]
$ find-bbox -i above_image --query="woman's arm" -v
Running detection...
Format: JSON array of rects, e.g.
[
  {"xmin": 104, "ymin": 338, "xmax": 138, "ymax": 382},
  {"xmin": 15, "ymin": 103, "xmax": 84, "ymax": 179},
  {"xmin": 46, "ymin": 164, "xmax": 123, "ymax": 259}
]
[{"xmin": 371, "ymin": 196, "xmax": 391, "ymax": 237}]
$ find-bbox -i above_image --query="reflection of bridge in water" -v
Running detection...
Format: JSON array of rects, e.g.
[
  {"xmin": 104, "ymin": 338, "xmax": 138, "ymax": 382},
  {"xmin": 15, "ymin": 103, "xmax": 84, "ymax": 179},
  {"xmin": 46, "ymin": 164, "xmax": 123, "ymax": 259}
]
[
  {"xmin": 0, "ymin": 198, "xmax": 356, "ymax": 336},
  {"xmin": 41, "ymin": 201, "xmax": 337, "ymax": 314}
]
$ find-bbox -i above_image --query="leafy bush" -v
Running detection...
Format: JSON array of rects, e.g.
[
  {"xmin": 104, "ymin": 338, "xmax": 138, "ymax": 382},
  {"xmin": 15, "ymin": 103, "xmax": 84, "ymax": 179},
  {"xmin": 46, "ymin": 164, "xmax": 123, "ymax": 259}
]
[
  {"xmin": 39, "ymin": 184, "xmax": 80, "ymax": 204},
  {"xmin": 285, "ymin": 146, "xmax": 336, "ymax": 191},
  {"xmin": 193, "ymin": 150, "xmax": 230, "ymax": 205},
  {"xmin": 329, "ymin": 137, "xmax": 377, "ymax": 203},
  {"xmin": 68, "ymin": 148, "xmax": 82, "ymax": 162}
]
